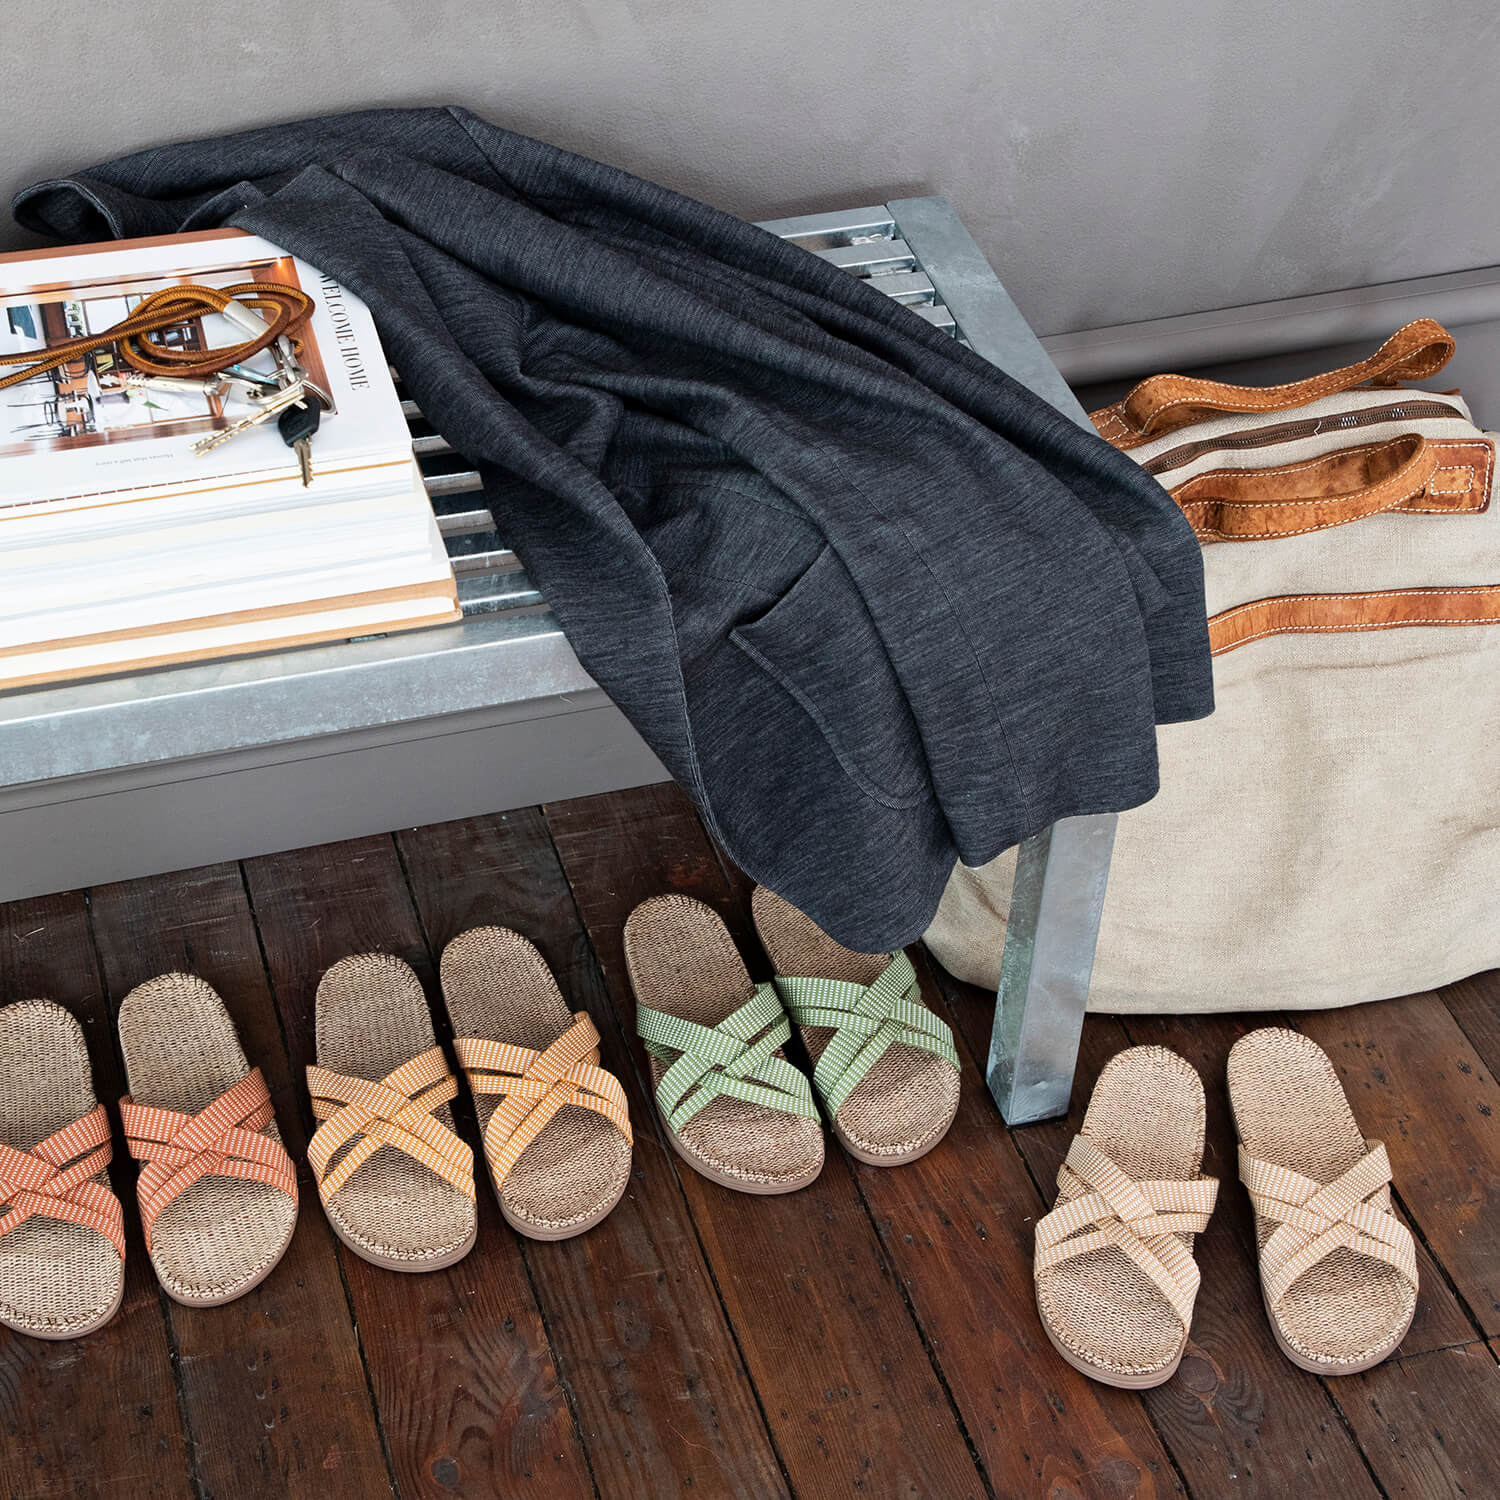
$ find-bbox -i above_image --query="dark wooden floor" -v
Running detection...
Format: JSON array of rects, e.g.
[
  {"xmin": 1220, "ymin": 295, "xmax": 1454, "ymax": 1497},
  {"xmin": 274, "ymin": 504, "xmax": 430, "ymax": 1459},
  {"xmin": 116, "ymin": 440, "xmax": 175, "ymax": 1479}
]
[{"xmin": 2, "ymin": 782, "xmax": 1498, "ymax": 1500}]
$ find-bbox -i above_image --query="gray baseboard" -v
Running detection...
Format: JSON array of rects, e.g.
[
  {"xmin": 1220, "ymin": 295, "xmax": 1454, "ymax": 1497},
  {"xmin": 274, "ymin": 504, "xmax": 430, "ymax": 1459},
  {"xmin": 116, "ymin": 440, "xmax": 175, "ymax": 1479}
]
[{"xmin": 0, "ymin": 691, "xmax": 667, "ymax": 900}]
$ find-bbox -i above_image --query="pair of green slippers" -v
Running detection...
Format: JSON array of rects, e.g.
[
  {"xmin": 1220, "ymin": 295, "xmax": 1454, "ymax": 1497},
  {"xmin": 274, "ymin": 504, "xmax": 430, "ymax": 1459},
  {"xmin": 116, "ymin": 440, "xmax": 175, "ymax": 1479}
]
[{"xmin": 624, "ymin": 887, "xmax": 961, "ymax": 1194}]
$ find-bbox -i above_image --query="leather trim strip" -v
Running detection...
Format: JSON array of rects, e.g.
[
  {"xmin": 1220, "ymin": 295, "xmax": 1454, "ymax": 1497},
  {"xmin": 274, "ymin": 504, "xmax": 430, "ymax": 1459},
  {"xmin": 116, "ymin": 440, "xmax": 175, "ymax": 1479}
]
[
  {"xmin": 1407, "ymin": 439, "xmax": 1494, "ymax": 514},
  {"xmin": 1170, "ymin": 436, "xmax": 1493, "ymax": 541},
  {"xmin": 1209, "ymin": 585, "xmax": 1500, "ymax": 656}
]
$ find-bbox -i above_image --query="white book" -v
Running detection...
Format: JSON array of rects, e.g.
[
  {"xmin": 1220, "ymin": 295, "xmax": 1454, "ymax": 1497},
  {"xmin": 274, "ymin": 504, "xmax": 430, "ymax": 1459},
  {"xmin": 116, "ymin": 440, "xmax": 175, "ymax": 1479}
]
[
  {"xmin": 0, "ymin": 584, "xmax": 462, "ymax": 692},
  {"xmin": 0, "ymin": 474, "xmax": 456, "ymax": 651}
]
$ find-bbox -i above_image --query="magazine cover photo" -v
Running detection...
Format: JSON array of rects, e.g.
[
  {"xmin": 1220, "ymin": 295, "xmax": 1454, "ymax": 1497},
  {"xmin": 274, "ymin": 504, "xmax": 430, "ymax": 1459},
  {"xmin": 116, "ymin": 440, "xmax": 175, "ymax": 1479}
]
[{"xmin": 0, "ymin": 250, "xmax": 330, "ymax": 457}]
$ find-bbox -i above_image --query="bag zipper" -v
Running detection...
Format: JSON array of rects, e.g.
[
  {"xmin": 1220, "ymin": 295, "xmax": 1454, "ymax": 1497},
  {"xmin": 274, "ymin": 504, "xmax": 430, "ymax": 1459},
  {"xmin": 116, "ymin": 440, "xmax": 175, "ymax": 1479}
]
[{"xmin": 1142, "ymin": 400, "xmax": 1464, "ymax": 476}]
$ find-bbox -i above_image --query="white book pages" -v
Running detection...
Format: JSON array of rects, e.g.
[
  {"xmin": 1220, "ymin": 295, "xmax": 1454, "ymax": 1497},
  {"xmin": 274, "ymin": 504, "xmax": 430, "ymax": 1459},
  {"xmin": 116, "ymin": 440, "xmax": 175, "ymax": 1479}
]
[
  {"xmin": 0, "ymin": 589, "xmax": 461, "ymax": 691},
  {"xmin": 0, "ymin": 467, "xmax": 437, "ymax": 612},
  {"xmin": 0, "ymin": 506, "xmax": 455, "ymax": 650}
]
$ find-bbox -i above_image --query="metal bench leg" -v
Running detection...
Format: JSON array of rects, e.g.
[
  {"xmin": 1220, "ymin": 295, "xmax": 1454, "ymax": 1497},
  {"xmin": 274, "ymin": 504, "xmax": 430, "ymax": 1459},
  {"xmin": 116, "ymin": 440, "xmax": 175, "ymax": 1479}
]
[
  {"xmin": 889, "ymin": 196, "xmax": 1118, "ymax": 1126},
  {"xmin": 986, "ymin": 813, "xmax": 1117, "ymax": 1125}
]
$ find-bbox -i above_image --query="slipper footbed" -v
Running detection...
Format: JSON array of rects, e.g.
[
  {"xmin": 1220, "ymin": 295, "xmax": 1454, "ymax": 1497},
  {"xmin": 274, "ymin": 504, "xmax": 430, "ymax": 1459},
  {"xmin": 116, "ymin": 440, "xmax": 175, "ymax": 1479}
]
[
  {"xmin": 624, "ymin": 894, "xmax": 822, "ymax": 1188},
  {"xmin": 1036, "ymin": 1046, "xmax": 1206, "ymax": 1377},
  {"xmin": 118, "ymin": 974, "xmax": 297, "ymax": 1302},
  {"xmin": 751, "ymin": 886, "xmax": 959, "ymax": 1157},
  {"xmin": 440, "ymin": 927, "xmax": 629, "ymax": 1232},
  {"xmin": 313, "ymin": 954, "xmax": 474, "ymax": 1264},
  {"xmin": 0, "ymin": 1000, "xmax": 123, "ymax": 1336},
  {"xmin": 1228, "ymin": 1027, "xmax": 1415, "ymax": 1366}
]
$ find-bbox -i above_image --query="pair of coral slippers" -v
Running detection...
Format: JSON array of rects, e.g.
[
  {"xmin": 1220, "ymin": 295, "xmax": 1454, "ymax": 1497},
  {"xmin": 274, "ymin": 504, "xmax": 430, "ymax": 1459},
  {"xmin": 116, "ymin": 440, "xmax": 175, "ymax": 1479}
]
[{"xmin": 0, "ymin": 979, "xmax": 299, "ymax": 1339}]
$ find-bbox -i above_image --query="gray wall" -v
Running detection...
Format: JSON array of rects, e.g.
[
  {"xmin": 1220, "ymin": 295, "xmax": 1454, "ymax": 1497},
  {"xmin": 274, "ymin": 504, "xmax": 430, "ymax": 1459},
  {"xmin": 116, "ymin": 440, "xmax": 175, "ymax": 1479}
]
[{"xmin": 3, "ymin": 2, "xmax": 1497, "ymax": 334}]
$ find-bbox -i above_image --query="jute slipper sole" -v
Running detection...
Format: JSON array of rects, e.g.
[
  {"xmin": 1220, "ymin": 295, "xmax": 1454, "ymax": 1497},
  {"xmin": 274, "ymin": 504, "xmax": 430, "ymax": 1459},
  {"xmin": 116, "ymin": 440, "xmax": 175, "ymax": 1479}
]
[
  {"xmin": 1262, "ymin": 1290, "xmax": 1413, "ymax": 1375},
  {"xmin": 1033, "ymin": 1046, "xmax": 1217, "ymax": 1389},
  {"xmin": 750, "ymin": 887, "xmax": 961, "ymax": 1166},
  {"xmin": 0, "ymin": 1000, "xmax": 126, "ymax": 1339},
  {"xmin": 625, "ymin": 894, "xmax": 823, "ymax": 1195},
  {"xmin": 323, "ymin": 1209, "xmax": 477, "ymax": 1271},
  {"xmin": 118, "ymin": 974, "xmax": 299, "ymax": 1308},
  {"xmin": 833, "ymin": 1114, "xmax": 954, "ymax": 1167},
  {"xmin": 441, "ymin": 926, "xmax": 632, "ymax": 1242},
  {"xmin": 21, "ymin": 1279, "xmax": 125, "ymax": 1341},
  {"xmin": 1228, "ymin": 1027, "xmax": 1417, "ymax": 1375},
  {"xmin": 307, "ymin": 953, "xmax": 477, "ymax": 1272},
  {"xmin": 659, "ymin": 1125, "xmax": 824, "ymax": 1196},
  {"xmin": 1039, "ymin": 1319, "xmax": 1186, "ymax": 1390}
]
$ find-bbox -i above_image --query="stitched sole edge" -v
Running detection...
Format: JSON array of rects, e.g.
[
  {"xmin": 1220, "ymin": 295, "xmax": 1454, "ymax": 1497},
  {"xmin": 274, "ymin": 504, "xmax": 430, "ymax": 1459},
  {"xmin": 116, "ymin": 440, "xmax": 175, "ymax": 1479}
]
[
  {"xmin": 0, "ymin": 1273, "xmax": 124, "ymax": 1341},
  {"xmin": 1038, "ymin": 1301, "xmax": 1186, "ymax": 1389},
  {"xmin": 1264, "ymin": 1291, "xmax": 1414, "ymax": 1375},
  {"xmin": 663, "ymin": 1122, "xmax": 823, "ymax": 1196},
  {"xmin": 833, "ymin": 1106, "xmax": 956, "ymax": 1167},
  {"xmin": 322, "ymin": 1208, "xmax": 478, "ymax": 1274},
  {"xmin": 501, "ymin": 1172, "xmax": 629, "ymax": 1241},
  {"xmin": 156, "ymin": 1222, "xmax": 298, "ymax": 1307}
]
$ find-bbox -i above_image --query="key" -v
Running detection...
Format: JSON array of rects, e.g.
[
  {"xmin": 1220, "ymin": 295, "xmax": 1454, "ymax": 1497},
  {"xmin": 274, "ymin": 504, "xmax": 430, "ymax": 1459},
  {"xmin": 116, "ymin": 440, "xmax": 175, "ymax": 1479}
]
[
  {"xmin": 122, "ymin": 372, "xmax": 226, "ymax": 397},
  {"xmin": 278, "ymin": 396, "xmax": 321, "ymax": 486},
  {"xmin": 191, "ymin": 379, "xmax": 306, "ymax": 455}
]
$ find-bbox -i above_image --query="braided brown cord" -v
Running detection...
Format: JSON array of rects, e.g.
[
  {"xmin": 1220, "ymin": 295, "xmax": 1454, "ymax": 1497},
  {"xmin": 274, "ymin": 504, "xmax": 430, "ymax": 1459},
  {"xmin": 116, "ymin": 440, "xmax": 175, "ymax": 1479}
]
[{"xmin": 0, "ymin": 280, "xmax": 314, "ymax": 391}]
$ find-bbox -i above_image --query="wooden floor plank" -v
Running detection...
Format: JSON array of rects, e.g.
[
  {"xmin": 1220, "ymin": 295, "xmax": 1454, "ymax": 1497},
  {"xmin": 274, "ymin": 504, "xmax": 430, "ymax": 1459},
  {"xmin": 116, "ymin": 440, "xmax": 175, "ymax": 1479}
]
[
  {"xmin": 1438, "ymin": 969, "xmax": 1500, "ymax": 1093},
  {"xmin": 994, "ymin": 1001, "xmax": 1382, "ymax": 1498},
  {"xmin": 86, "ymin": 865, "xmax": 395, "ymax": 1500},
  {"xmin": 0, "ymin": 891, "xmax": 192, "ymax": 1500},
  {"xmin": 547, "ymin": 785, "xmax": 989, "ymax": 1500},
  {"xmin": 828, "ymin": 965, "xmax": 1184, "ymax": 1497},
  {"xmin": 1332, "ymin": 1341, "xmax": 1500, "ymax": 1498},
  {"xmin": 1295, "ymin": 993, "xmax": 1500, "ymax": 1336},
  {"xmin": 708, "ymin": 838, "xmax": 1183, "ymax": 1496},
  {"xmin": 240, "ymin": 835, "xmax": 599, "ymax": 1500},
  {"xmin": 395, "ymin": 809, "xmax": 791, "ymax": 1500}
]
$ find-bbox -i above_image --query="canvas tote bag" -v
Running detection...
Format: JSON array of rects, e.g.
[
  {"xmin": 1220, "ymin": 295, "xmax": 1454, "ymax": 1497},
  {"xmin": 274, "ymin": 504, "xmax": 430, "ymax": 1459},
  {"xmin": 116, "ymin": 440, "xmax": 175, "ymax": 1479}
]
[{"xmin": 925, "ymin": 319, "xmax": 1500, "ymax": 1012}]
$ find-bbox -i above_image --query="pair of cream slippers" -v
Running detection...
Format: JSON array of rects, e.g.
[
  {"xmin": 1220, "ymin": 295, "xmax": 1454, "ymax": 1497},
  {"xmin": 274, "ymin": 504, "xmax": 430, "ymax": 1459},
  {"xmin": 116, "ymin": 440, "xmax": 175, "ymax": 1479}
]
[
  {"xmin": 1034, "ymin": 1030, "xmax": 1419, "ymax": 1386},
  {"xmin": 625, "ymin": 889, "xmax": 961, "ymax": 1194}
]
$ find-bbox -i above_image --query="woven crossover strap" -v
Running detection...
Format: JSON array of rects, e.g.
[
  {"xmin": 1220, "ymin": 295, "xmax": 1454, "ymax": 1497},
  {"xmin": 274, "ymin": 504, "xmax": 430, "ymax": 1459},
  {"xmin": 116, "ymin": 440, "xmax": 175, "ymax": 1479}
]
[
  {"xmin": 0, "ymin": 1103, "xmax": 124, "ymax": 1262},
  {"xmin": 121, "ymin": 1069, "xmax": 298, "ymax": 1251},
  {"xmin": 306, "ymin": 1046, "xmax": 474, "ymax": 1203},
  {"xmin": 775, "ymin": 952, "xmax": 959, "ymax": 1116},
  {"xmin": 1240, "ymin": 1140, "xmax": 1417, "ymax": 1309},
  {"xmin": 453, "ymin": 1013, "xmax": 632, "ymax": 1190},
  {"xmin": 1035, "ymin": 1136, "xmax": 1219, "ymax": 1328},
  {"xmin": 637, "ymin": 984, "xmax": 818, "ymax": 1131}
]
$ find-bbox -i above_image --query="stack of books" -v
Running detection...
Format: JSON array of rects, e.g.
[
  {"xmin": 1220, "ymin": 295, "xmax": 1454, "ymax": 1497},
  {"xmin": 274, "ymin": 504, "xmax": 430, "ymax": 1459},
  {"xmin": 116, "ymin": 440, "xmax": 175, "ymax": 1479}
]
[{"xmin": 0, "ymin": 229, "xmax": 459, "ymax": 691}]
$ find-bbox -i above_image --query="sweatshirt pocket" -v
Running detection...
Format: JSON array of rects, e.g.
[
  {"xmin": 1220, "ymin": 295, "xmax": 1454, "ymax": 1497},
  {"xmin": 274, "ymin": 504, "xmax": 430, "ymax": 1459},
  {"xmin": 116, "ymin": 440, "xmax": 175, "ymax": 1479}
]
[{"xmin": 729, "ymin": 545, "xmax": 930, "ymax": 808}]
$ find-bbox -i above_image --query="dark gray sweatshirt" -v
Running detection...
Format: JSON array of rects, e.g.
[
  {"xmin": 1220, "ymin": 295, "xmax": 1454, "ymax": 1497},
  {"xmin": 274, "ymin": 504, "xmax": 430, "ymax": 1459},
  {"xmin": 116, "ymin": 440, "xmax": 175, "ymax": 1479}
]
[{"xmin": 15, "ymin": 106, "xmax": 1211, "ymax": 951}]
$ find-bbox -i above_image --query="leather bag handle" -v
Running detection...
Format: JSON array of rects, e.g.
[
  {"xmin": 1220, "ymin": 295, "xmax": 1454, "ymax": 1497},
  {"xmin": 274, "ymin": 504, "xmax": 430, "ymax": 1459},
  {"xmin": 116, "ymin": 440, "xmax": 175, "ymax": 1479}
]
[
  {"xmin": 1171, "ymin": 433, "xmax": 1440, "ymax": 542},
  {"xmin": 1114, "ymin": 318, "xmax": 1456, "ymax": 442}
]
